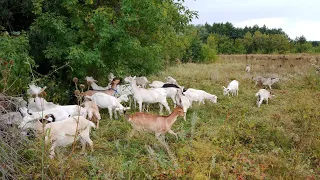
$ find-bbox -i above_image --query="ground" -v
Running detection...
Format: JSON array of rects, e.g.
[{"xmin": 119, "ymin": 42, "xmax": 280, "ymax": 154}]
[{"xmin": 23, "ymin": 55, "xmax": 320, "ymax": 179}]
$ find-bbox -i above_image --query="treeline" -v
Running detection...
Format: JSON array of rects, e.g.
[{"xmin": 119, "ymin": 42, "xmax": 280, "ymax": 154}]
[{"xmin": 192, "ymin": 22, "xmax": 320, "ymax": 54}]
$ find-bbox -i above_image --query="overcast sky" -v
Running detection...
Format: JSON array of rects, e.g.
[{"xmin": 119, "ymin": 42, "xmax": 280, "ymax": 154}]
[{"xmin": 183, "ymin": 0, "xmax": 319, "ymax": 41}]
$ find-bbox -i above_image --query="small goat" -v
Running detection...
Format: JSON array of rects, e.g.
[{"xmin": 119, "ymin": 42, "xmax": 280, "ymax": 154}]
[
  {"xmin": 245, "ymin": 64, "xmax": 251, "ymax": 73},
  {"xmin": 86, "ymin": 93, "xmax": 130, "ymax": 119},
  {"xmin": 125, "ymin": 76, "xmax": 149, "ymax": 88},
  {"xmin": 184, "ymin": 88, "xmax": 217, "ymax": 106},
  {"xmin": 149, "ymin": 81, "xmax": 165, "ymax": 88},
  {"xmin": 127, "ymin": 106, "xmax": 184, "ymax": 139},
  {"xmin": 255, "ymin": 89, "xmax": 275, "ymax": 107},
  {"xmin": 85, "ymin": 76, "xmax": 109, "ymax": 90},
  {"xmin": 223, "ymin": 80, "xmax": 239, "ymax": 96},
  {"xmin": 20, "ymin": 115, "xmax": 95, "ymax": 159},
  {"xmin": 166, "ymin": 76, "xmax": 178, "ymax": 85},
  {"xmin": 253, "ymin": 76, "xmax": 280, "ymax": 90}
]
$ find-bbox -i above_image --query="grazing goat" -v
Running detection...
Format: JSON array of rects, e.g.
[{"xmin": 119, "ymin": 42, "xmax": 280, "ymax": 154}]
[
  {"xmin": 125, "ymin": 76, "xmax": 149, "ymax": 88},
  {"xmin": 149, "ymin": 81, "xmax": 165, "ymax": 88},
  {"xmin": 253, "ymin": 76, "xmax": 280, "ymax": 90},
  {"xmin": 86, "ymin": 93, "xmax": 130, "ymax": 119},
  {"xmin": 223, "ymin": 80, "xmax": 239, "ymax": 96},
  {"xmin": 131, "ymin": 77, "xmax": 171, "ymax": 114},
  {"xmin": 245, "ymin": 64, "xmax": 251, "ymax": 73},
  {"xmin": 83, "ymin": 101, "xmax": 101, "ymax": 129},
  {"xmin": 255, "ymin": 89, "xmax": 275, "ymax": 107},
  {"xmin": 127, "ymin": 106, "xmax": 184, "ymax": 140},
  {"xmin": 27, "ymin": 84, "xmax": 86, "ymax": 116},
  {"xmin": 166, "ymin": 76, "xmax": 178, "ymax": 85},
  {"xmin": 184, "ymin": 88, "xmax": 217, "ymax": 106},
  {"xmin": 85, "ymin": 76, "xmax": 109, "ymax": 90},
  {"xmin": 19, "ymin": 107, "xmax": 70, "ymax": 129},
  {"xmin": 149, "ymin": 76, "xmax": 178, "ymax": 88},
  {"xmin": 20, "ymin": 116, "xmax": 95, "ymax": 159}
]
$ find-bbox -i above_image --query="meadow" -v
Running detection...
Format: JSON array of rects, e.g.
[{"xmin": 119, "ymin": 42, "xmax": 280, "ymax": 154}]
[{"xmin": 20, "ymin": 54, "xmax": 320, "ymax": 179}]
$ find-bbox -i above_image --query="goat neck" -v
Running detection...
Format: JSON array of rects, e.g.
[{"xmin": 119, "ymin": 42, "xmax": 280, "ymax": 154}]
[{"xmin": 164, "ymin": 106, "xmax": 183, "ymax": 127}]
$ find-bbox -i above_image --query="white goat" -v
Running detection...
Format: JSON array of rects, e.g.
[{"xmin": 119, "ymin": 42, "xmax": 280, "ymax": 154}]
[
  {"xmin": 253, "ymin": 76, "xmax": 280, "ymax": 89},
  {"xmin": 85, "ymin": 76, "xmax": 110, "ymax": 90},
  {"xmin": 27, "ymin": 84, "xmax": 86, "ymax": 116},
  {"xmin": 131, "ymin": 77, "xmax": 171, "ymax": 114},
  {"xmin": 223, "ymin": 80, "xmax": 239, "ymax": 96},
  {"xmin": 255, "ymin": 89, "xmax": 275, "ymax": 107},
  {"xmin": 166, "ymin": 76, "xmax": 178, "ymax": 85},
  {"xmin": 18, "ymin": 107, "xmax": 70, "ymax": 129},
  {"xmin": 125, "ymin": 76, "xmax": 149, "ymax": 88},
  {"xmin": 86, "ymin": 93, "xmax": 130, "ymax": 120},
  {"xmin": 245, "ymin": 64, "xmax": 251, "ymax": 73},
  {"xmin": 184, "ymin": 88, "xmax": 217, "ymax": 106},
  {"xmin": 19, "ymin": 116, "xmax": 95, "ymax": 159},
  {"xmin": 149, "ymin": 81, "xmax": 165, "ymax": 88}
]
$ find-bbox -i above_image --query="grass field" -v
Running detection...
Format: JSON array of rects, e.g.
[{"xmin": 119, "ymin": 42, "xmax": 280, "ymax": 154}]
[{"xmin": 22, "ymin": 55, "xmax": 320, "ymax": 179}]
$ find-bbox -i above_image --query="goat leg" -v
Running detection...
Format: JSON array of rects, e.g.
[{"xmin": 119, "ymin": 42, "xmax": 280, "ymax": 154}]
[{"xmin": 168, "ymin": 129, "xmax": 178, "ymax": 140}]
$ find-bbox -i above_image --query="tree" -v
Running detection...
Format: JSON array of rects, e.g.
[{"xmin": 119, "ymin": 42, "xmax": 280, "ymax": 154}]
[{"xmin": 243, "ymin": 32, "xmax": 254, "ymax": 53}]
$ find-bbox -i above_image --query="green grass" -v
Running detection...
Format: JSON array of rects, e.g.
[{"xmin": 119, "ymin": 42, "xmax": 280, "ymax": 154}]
[{"xmin": 21, "ymin": 57, "xmax": 320, "ymax": 179}]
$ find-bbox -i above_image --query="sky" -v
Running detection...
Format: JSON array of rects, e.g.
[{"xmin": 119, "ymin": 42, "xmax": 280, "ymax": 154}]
[{"xmin": 183, "ymin": 0, "xmax": 320, "ymax": 41}]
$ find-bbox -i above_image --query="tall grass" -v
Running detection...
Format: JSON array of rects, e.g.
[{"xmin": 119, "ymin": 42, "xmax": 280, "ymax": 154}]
[{"xmin": 17, "ymin": 55, "xmax": 320, "ymax": 179}]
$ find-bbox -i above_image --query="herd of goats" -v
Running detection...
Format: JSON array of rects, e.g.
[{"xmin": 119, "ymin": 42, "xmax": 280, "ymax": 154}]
[{"xmin": 0, "ymin": 65, "xmax": 280, "ymax": 159}]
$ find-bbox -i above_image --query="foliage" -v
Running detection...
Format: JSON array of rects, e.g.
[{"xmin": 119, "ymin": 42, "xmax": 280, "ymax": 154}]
[
  {"xmin": 0, "ymin": 0, "xmax": 35, "ymax": 32},
  {"xmin": 0, "ymin": 32, "xmax": 35, "ymax": 94},
  {"xmin": 194, "ymin": 23, "xmax": 320, "ymax": 54}
]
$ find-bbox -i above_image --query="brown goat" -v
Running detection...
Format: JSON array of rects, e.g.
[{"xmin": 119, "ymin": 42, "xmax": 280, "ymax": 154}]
[{"xmin": 127, "ymin": 106, "xmax": 184, "ymax": 139}]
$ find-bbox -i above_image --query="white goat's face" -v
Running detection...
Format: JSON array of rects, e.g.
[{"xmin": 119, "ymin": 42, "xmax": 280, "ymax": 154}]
[
  {"xmin": 223, "ymin": 87, "xmax": 230, "ymax": 96},
  {"xmin": 210, "ymin": 95, "xmax": 217, "ymax": 103}
]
